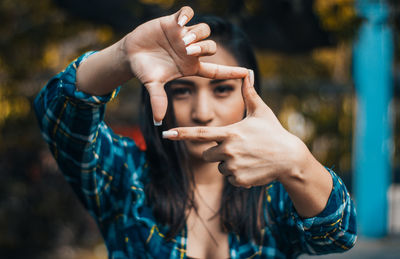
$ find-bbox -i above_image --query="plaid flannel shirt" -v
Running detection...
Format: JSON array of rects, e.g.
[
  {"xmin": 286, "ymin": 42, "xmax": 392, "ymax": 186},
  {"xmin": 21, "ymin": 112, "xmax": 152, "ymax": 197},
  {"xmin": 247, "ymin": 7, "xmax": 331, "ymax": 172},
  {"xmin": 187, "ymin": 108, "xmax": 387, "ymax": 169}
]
[{"xmin": 34, "ymin": 52, "xmax": 357, "ymax": 259}]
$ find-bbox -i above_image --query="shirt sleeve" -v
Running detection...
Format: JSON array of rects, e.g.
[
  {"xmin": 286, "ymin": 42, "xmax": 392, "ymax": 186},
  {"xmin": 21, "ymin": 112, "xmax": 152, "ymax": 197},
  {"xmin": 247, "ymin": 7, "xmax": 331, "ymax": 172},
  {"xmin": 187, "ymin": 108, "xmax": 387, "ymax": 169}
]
[
  {"xmin": 264, "ymin": 167, "xmax": 357, "ymax": 256},
  {"xmin": 34, "ymin": 52, "xmax": 146, "ymax": 223}
]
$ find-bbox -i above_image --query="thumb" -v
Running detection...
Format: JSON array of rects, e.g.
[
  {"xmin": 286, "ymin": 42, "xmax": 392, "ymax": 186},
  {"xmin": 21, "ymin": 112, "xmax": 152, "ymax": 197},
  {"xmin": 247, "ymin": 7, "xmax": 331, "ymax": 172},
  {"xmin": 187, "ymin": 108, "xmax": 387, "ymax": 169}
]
[
  {"xmin": 145, "ymin": 82, "xmax": 168, "ymax": 125},
  {"xmin": 242, "ymin": 69, "xmax": 263, "ymax": 115}
]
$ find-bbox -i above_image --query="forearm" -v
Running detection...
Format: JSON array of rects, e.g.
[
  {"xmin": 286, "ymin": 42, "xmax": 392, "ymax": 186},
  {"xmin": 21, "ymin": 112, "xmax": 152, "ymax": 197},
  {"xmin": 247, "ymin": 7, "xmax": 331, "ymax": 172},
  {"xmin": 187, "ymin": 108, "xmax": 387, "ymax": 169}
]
[
  {"xmin": 76, "ymin": 36, "xmax": 133, "ymax": 96},
  {"xmin": 34, "ymin": 52, "xmax": 119, "ymax": 157},
  {"xmin": 278, "ymin": 140, "xmax": 333, "ymax": 218}
]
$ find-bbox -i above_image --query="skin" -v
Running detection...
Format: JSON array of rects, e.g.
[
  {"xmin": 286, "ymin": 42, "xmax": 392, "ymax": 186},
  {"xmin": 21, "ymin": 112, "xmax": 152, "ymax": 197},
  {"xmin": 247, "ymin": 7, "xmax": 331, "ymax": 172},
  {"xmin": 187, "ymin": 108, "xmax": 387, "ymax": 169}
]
[
  {"xmin": 76, "ymin": 6, "xmax": 248, "ymax": 123},
  {"xmin": 165, "ymin": 73, "xmax": 333, "ymax": 219},
  {"xmin": 169, "ymin": 46, "xmax": 245, "ymax": 162},
  {"xmin": 169, "ymin": 47, "xmax": 245, "ymax": 258},
  {"xmin": 167, "ymin": 47, "xmax": 333, "ymax": 258},
  {"xmin": 74, "ymin": 6, "xmax": 333, "ymax": 258}
]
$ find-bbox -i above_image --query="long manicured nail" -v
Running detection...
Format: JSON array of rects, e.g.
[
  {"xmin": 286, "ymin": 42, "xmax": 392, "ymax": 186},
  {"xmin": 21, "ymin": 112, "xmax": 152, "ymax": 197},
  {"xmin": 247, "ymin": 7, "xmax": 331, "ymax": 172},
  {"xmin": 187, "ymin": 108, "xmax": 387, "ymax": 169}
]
[
  {"xmin": 182, "ymin": 33, "xmax": 196, "ymax": 46},
  {"xmin": 162, "ymin": 130, "xmax": 178, "ymax": 138},
  {"xmin": 186, "ymin": 45, "xmax": 201, "ymax": 55},
  {"xmin": 153, "ymin": 117, "xmax": 162, "ymax": 126},
  {"xmin": 178, "ymin": 15, "xmax": 188, "ymax": 27},
  {"xmin": 248, "ymin": 69, "xmax": 254, "ymax": 86}
]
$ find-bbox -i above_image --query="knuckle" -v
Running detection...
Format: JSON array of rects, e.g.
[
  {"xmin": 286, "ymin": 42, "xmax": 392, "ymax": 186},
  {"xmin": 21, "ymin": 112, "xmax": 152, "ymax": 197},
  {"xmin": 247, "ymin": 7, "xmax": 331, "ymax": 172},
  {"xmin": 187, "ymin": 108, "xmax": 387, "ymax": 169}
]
[
  {"xmin": 213, "ymin": 65, "xmax": 219, "ymax": 79},
  {"xmin": 220, "ymin": 146, "xmax": 233, "ymax": 158},
  {"xmin": 227, "ymin": 129, "xmax": 240, "ymax": 139},
  {"xmin": 179, "ymin": 129, "xmax": 188, "ymax": 137},
  {"xmin": 202, "ymin": 43, "xmax": 211, "ymax": 54},
  {"xmin": 199, "ymin": 23, "xmax": 211, "ymax": 36},
  {"xmin": 196, "ymin": 128, "xmax": 208, "ymax": 140},
  {"xmin": 202, "ymin": 41, "xmax": 216, "ymax": 54},
  {"xmin": 209, "ymin": 40, "xmax": 217, "ymax": 51},
  {"xmin": 225, "ymin": 162, "xmax": 237, "ymax": 173}
]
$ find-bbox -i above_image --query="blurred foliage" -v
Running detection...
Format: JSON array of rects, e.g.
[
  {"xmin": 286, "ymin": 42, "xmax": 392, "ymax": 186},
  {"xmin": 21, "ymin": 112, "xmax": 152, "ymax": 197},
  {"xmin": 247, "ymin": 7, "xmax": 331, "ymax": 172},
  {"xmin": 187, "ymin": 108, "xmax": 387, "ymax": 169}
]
[
  {"xmin": 314, "ymin": 0, "xmax": 362, "ymax": 40},
  {"xmin": 0, "ymin": 0, "xmax": 399, "ymax": 258}
]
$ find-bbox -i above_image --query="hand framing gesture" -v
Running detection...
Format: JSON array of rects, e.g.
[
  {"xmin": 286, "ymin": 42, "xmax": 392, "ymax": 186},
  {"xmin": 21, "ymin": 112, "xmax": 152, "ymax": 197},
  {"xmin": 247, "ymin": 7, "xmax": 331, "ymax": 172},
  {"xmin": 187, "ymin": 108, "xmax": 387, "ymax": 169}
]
[
  {"xmin": 76, "ymin": 6, "xmax": 248, "ymax": 124},
  {"xmin": 162, "ymin": 71, "xmax": 306, "ymax": 188},
  {"xmin": 125, "ymin": 6, "xmax": 249, "ymax": 124}
]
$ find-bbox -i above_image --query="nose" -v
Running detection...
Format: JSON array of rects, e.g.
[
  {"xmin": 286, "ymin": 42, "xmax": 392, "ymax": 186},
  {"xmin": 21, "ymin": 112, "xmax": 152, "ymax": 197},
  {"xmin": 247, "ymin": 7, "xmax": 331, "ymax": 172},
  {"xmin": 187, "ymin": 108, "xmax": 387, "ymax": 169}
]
[{"xmin": 191, "ymin": 91, "xmax": 214, "ymax": 125}]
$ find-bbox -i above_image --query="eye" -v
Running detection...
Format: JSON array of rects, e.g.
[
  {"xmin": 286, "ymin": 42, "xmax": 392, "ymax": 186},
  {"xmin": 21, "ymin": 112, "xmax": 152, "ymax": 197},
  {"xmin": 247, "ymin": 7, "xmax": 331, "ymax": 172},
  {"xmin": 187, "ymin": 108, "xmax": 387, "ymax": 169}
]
[
  {"xmin": 170, "ymin": 86, "xmax": 191, "ymax": 99},
  {"xmin": 214, "ymin": 85, "xmax": 234, "ymax": 97}
]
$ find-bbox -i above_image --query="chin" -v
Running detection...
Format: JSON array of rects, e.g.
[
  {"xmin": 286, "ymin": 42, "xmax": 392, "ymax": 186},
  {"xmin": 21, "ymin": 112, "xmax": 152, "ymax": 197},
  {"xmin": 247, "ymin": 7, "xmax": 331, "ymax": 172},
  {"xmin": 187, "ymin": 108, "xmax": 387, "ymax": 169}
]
[{"xmin": 185, "ymin": 141, "xmax": 217, "ymax": 160}]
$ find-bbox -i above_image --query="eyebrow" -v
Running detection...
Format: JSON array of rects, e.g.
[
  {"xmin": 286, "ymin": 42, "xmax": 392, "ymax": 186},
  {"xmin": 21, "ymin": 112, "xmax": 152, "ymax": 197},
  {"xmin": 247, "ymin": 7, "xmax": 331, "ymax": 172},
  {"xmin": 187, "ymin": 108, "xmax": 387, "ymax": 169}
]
[
  {"xmin": 168, "ymin": 78, "xmax": 236, "ymax": 86},
  {"xmin": 209, "ymin": 79, "xmax": 229, "ymax": 84},
  {"xmin": 167, "ymin": 79, "xmax": 195, "ymax": 86}
]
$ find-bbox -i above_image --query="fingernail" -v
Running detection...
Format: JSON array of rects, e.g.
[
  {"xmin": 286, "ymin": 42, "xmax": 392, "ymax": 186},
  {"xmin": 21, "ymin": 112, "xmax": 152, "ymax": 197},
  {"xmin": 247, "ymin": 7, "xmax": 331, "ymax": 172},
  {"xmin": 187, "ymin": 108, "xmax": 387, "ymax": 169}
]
[
  {"xmin": 178, "ymin": 15, "xmax": 188, "ymax": 27},
  {"xmin": 162, "ymin": 130, "xmax": 178, "ymax": 138},
  {"xmin": 182, "ymin": 33, "xmax": 196, "ymax": 46},
  {"xmin": 153, "ymin": 117, "xmax": 162, "ymax": 126},
  {"xmin": 248, "ymin": 69, "xmax": 254, "ymax": 86},
  {"xmin": 186, "ymin": 45, "xmax": 201, "ymax": 55}
]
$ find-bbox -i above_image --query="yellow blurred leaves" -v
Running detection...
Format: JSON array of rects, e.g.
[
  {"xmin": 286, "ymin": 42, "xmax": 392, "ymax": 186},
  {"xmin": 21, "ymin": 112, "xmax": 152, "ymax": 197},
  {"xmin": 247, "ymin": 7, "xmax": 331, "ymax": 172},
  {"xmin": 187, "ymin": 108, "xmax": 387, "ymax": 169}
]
[
  {"xmin": 278, "ymin": 95, "xmax": 316, "ymax": 142},
  {"xmin": 96, "ymin": 27, "xmax": 113, "ymax": 44},
  {"xmin": 42, "ymin": 44, "xmax": 61, "ymax": 70},
  {"xmin": 314, "ymin": 0, "xmax": 359, "ymax": 35},
  {"xmin": 312, "ymin": 48, "xmax": 337, "ymax": 71},
  {"xmin": 312, "ymin": 43, "xmax": 352, "ymax": 83},
  {"xmin": 256, "ymin": 50, "xmax": 332, "ymax": 80},
  {"xmin": 256, "ymin": 42, "xmax": 351, "ymax": 83},
  {"xmin": 41, "ymin": 26, "xmax": 114, "ymax": 71},
  {"xmin": 0, "ymin": 88, "xmax": 30, "ymax": 127}
]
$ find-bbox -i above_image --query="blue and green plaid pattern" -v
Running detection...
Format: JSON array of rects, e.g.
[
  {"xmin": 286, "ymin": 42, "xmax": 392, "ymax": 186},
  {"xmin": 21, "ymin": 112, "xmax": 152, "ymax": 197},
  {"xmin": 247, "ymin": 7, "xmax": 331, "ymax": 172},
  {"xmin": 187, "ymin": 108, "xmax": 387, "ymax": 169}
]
[{"xmin": 34, "ymin": 52, "xmax": 357, "ymax": 258}]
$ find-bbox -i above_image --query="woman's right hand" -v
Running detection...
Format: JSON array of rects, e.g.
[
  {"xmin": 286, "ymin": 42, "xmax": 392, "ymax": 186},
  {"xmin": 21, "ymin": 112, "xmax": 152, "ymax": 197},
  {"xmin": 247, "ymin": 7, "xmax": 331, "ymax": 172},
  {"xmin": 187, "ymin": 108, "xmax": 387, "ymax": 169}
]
[{"xmin": 123, "ymin": 6, "xmax": 248, "ymax": 124}]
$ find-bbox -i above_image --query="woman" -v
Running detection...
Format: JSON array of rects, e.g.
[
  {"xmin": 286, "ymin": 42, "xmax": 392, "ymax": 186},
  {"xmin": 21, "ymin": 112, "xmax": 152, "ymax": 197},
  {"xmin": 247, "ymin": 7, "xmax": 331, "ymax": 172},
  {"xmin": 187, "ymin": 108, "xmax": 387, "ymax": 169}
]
[{"xmin": 34, "ymin": 6, "xmax": 356, "ymax": 259}]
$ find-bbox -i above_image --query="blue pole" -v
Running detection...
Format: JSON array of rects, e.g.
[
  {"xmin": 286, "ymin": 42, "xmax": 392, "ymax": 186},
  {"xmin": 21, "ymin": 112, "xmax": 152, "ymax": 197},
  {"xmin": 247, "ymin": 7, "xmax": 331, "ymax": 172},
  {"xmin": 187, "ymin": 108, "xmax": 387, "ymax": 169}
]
[{"xmin": 353, "ymin": 0, "xmax": 394, "ymax": 238}]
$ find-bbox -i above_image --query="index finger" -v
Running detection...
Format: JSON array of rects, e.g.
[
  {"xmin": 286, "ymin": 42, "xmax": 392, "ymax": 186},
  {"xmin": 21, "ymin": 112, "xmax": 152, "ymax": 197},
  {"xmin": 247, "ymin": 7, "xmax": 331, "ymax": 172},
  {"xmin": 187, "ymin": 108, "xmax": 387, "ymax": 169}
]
[
  {"xmin": 162, "ymin": 126, "xmax": 228, "ymax": 142},
  {"xmin": 197, "ymin": 62, "xmax": 248, "ymax": 79}
]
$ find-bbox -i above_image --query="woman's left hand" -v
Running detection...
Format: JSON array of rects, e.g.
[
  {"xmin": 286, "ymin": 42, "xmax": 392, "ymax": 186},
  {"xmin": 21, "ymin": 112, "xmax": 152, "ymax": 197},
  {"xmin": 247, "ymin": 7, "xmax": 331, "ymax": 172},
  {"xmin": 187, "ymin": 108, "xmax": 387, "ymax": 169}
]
[{"xmin": 162, "ymin": 71, "xmax": 307, "ymax": 188}]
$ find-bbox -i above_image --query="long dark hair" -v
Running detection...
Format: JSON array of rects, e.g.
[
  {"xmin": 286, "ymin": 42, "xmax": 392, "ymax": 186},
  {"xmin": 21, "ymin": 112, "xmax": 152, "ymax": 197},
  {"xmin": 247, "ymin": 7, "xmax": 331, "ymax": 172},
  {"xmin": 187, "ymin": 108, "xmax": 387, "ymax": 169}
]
[{"xmin": 139, "ymin": 16, "xmax": 265, "ymax": 244}]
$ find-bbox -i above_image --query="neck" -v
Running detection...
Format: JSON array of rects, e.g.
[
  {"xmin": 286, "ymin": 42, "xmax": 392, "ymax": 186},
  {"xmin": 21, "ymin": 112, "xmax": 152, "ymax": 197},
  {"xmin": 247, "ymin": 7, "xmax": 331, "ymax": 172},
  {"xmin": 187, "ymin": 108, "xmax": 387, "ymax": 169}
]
[{"xmin": 189, "ymin": 156, "xmax": 225, "ymax": 189}]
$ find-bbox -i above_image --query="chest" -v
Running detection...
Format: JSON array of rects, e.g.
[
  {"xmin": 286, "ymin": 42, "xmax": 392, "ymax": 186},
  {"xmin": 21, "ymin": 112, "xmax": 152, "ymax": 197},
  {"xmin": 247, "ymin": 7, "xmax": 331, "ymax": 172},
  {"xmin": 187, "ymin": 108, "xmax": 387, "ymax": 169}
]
[{"xmin": 186, "ymin": 205, "xmax": 230, "ymax": 259}]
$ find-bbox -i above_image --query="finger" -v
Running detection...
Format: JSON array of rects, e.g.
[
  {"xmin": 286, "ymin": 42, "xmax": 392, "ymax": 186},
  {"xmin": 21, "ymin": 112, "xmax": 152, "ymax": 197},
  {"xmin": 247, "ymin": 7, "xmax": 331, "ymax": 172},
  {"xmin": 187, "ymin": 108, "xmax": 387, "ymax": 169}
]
[
  {"xmin": 162, "ymin": 126, "xmax": 228, "ymax": 142},
  {"xmin": 202, "ymin": 144, "xmax": 229, "ymax": 162},
  {"xmin": 186, "ymin": 40, "xmax": 217, "ymax": 56},
  {"xmin": 242, "ymin": 69, "xmax": 263, "ymax": 115},
  {"xmin": 182, "ymin": 23, "xmax": 211, "ymax": 45},
  {"xmin": 145, "ymin": 82, "xmax": 168, "ymax": 125},
  {"xmin": 197, "ymin": 62, "xmax": 248, "ymax": 79},
  {"xmin": 176, "ymin": 6, "xmax": 194, "ymax": 27}
]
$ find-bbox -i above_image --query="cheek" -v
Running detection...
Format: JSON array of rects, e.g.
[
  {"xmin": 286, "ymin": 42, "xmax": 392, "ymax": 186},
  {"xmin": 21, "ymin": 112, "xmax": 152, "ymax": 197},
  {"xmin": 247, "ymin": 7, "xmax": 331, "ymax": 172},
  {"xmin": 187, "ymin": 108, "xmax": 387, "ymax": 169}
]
[
  {"xmin": 218, "ymin": 96, "xmax": 245, "ymax": 124},
  {"xmin": 172, "ymin": 100, "xmax": 190, "ymax": 126}
]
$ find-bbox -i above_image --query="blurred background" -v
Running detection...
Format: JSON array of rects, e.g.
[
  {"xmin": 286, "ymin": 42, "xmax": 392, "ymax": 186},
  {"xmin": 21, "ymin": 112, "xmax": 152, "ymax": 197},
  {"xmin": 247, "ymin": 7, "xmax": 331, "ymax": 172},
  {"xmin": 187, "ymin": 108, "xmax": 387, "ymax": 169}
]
[{"xmin": 0, "ymin": 0, "xmax": 399, "ymax": 258}]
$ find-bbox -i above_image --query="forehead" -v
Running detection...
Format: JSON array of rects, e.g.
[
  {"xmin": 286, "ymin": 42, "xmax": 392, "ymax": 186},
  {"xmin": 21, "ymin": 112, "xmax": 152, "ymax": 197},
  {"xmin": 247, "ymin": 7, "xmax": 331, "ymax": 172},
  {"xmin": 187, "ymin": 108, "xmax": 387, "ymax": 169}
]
[{"xmin": 199, "ymin": 46, "xmax": 238, "ymax": 66}]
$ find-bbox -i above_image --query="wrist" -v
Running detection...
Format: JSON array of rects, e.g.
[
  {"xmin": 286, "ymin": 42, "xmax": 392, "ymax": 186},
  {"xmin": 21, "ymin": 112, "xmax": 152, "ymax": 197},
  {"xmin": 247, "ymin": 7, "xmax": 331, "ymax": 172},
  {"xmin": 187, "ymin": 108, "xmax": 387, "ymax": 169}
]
[
  {"xmin": 116, "ymin": 35, "xmax": 135, "ymax": 79},
  {"xmin": 277, "ymin": 136, "xmax": 333, "ymax": 218},
  {"xmin": 276, "ymin": 134, "xmax": 310, "ymax": 186}
]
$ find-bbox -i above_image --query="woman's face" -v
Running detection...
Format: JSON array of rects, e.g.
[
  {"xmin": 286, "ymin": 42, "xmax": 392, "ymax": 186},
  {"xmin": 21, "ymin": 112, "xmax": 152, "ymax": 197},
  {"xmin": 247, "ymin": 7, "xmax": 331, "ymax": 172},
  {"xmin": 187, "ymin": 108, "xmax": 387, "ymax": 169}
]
[{"xmin": 168, "ymin": 46, "xmax": 246, "ymax": 159}]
